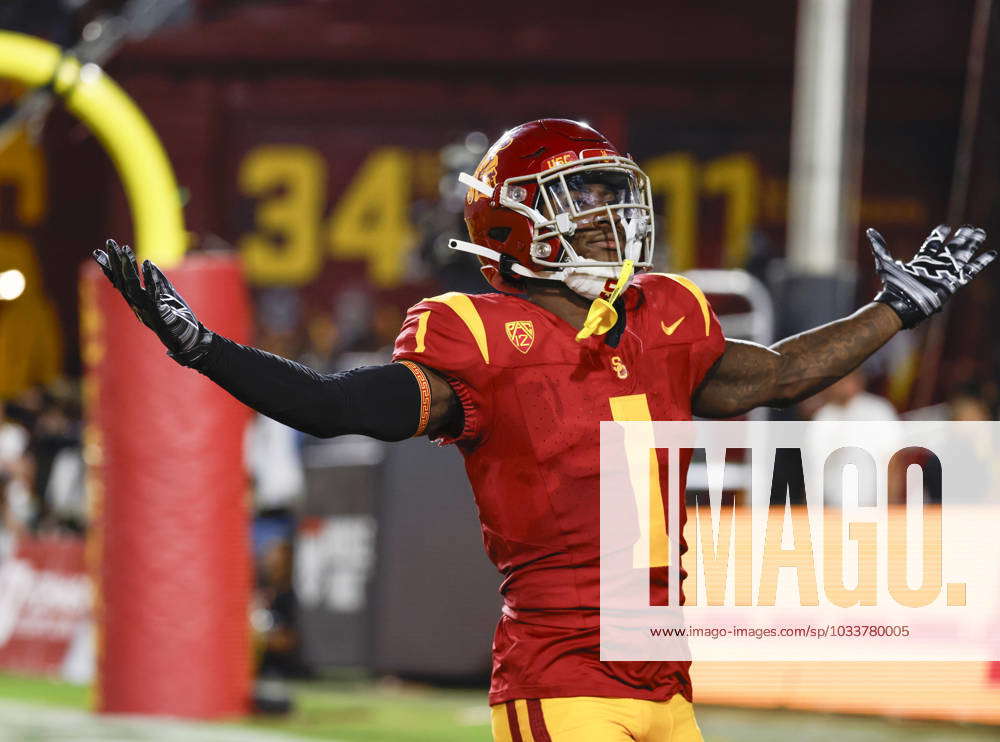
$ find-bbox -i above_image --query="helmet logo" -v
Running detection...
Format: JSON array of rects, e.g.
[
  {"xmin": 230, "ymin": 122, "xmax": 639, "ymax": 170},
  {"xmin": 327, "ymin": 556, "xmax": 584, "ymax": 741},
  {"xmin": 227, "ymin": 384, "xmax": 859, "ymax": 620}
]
[
  {"xmin": 542, "ymin": 151, "xmax": 578, "ymax": 170},
  {"xmin": 542, "ymin": 148, "xmax": 617, "ymax": 171},
  {"xmin": 505, "ymin": 320, "xmax": 535, "ymax": 353},
  {"xmin": 467, "ymin": 132, "xmax": 516, "ymax": 205}
]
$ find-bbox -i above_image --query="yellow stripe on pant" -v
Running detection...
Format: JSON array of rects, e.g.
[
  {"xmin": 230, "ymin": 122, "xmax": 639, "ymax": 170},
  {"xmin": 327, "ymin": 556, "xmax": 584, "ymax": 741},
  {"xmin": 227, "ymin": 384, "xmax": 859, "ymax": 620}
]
[{"xmin": 491, "ymin": 695, "xmax": 704, "ymax": 742}]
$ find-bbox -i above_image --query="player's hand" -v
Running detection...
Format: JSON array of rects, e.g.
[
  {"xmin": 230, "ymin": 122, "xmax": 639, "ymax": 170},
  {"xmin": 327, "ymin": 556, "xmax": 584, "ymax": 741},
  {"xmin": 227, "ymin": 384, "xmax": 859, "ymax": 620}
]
[
  {"xmin": 867, "ymin": 224, "xmax": 996, "ymax": 329},
  {"xmin": 92, "ymin": 239, "xmax": 213, "ymax": 367}
]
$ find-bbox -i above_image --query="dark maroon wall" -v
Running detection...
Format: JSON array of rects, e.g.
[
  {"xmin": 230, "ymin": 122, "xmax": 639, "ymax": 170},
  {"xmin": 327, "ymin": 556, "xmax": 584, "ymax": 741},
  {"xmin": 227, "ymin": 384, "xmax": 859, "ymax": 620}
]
[{"xmin": 34, "ymin": 1, "xmax": 989, "ymax": 394}]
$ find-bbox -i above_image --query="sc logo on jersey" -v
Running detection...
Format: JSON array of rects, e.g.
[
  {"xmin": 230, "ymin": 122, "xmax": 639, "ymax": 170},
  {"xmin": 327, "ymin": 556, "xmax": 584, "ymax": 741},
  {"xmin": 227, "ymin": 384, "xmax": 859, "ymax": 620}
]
[{"xmin": 610, "ymin": 356, "xmax": 628, "ymax": 379}]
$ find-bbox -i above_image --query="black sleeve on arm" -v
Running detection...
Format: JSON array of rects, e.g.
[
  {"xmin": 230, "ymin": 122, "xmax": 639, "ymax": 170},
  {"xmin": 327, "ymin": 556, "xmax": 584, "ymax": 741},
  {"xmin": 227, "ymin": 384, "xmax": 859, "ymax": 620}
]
[{"xmin": 193, "ymin": 334, "xmax": 421, "ymax": 441}]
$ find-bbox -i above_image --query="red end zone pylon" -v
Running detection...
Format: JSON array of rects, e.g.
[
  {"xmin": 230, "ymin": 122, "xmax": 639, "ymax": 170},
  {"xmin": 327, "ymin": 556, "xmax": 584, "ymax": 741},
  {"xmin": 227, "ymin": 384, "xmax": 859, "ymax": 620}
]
[{"xmin": 81, "ymin": 253, "xmax": 252, "ymax": 718}]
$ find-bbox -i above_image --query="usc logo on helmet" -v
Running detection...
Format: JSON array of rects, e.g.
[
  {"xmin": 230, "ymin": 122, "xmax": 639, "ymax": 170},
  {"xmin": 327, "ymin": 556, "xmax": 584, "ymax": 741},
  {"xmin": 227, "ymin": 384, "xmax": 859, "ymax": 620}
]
[
  {"xmin": 542, "ymin": 151, "xmax": 578, "ymax": 170},
  {"xmin": 467, "ymin": 132, "xmax": 516, "ymax": 205}
]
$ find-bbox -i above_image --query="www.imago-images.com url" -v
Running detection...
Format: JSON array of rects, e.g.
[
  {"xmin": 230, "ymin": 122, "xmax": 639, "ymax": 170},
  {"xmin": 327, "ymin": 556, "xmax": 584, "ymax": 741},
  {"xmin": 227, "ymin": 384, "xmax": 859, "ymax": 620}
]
[{"xmin": 647, "ymin": 625, "xmax": 912, "ymax": 640}]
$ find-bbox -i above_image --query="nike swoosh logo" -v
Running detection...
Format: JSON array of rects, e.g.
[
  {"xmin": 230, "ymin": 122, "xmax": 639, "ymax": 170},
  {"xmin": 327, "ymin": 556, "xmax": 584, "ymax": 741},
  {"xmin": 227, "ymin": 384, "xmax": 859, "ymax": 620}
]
[{"xmin": 661, "ymin": 316, "xmax": 685, "ymax": 335}]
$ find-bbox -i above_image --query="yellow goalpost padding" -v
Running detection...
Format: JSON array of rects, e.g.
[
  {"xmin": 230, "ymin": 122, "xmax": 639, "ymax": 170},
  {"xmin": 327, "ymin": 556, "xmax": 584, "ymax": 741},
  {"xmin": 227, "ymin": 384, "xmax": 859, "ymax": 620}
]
[{"xmin": 0, "ymin": 30, "xmax": 185, "ymax": 265}]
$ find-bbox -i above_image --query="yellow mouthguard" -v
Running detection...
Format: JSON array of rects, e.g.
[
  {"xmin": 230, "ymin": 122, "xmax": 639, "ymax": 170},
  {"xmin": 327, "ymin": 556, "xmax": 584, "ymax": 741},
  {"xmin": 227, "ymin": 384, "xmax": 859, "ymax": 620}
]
[{"xmin": 575, "ymin": 260, "xmax": 634, "ymax": 342}]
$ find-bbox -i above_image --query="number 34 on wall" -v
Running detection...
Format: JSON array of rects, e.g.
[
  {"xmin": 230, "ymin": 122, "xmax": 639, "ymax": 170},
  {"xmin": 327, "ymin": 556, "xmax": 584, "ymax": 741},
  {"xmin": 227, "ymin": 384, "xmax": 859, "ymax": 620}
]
[
  {"xmin": 238, "ymin": 144, "xmax": 761, "ymax": 287},
  {"xmin": 238, "ymin": 145, "xmax": 415, "ymax": 287}
]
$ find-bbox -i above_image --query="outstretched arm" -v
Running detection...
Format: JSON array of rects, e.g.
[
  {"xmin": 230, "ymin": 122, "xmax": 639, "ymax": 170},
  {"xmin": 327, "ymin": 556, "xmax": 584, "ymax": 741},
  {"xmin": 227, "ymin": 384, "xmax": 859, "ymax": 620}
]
[
  {"xmin": 195, "ymin": 336, "xmax": 460, "ymax": 440},
  {"xmin": 92, "ymin": 240, "xmax": 460, "ymax": 440},
  {"xmin": 692, "ymin": 224, "xmax": 995, "ymax": 418},
  {"xmin": 692, "ymin": 304, "xmax": 899, "ymax": 417}
]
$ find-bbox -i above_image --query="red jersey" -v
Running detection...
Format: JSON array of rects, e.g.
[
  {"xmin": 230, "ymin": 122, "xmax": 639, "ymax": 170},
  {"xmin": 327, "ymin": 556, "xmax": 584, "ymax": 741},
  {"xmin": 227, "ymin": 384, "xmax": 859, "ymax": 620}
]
[{"xmin": 392, "ymin": 272, "xmax": 725, "ymax": 705}]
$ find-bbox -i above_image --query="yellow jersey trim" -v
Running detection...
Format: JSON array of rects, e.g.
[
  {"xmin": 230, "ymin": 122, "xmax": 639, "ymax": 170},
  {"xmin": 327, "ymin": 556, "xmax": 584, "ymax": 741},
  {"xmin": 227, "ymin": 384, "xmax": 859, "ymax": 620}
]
[
  {"xmin": 654, "ymin": 273, "xmax": 712, "ymax": 337},
  {"xmin": 426, "ymin": 292, "xmax": 490, "ymax": 364},
  {"xmin": 414, "ymin": 310, "xmax": 430, "ymax": 353}
]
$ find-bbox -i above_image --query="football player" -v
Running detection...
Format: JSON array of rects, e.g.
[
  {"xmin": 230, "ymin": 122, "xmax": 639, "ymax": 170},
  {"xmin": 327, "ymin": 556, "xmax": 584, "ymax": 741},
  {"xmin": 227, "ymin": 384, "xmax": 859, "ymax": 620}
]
[{"xmin": 94, "ymin": 119, "xmax": 994, "ymax": 742}]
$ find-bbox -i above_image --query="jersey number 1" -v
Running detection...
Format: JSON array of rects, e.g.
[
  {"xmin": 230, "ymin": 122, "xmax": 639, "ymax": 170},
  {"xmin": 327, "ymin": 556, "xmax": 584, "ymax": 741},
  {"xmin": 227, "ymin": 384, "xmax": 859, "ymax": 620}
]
[{"xmin": 609, "ymin": 394, "xmax": 670, "ymax": 568}]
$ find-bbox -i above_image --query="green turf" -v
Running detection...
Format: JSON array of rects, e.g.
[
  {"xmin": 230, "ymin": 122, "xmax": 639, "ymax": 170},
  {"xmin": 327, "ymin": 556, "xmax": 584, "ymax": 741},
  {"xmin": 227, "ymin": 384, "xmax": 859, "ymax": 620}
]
[
  {"xmin": 0, "ymin": 672, "xmax": 91, "ymax": 709},
  {"xmin": 0, "ymin": 673, "xmax": 491, "ymax": 742},
  {"xmin": 0, "ymin": 672, "xmax": 997, "ymax": 742},
  {"xmin": 243, "ymin": 679, "xmax": 491, "ymax": 741}
]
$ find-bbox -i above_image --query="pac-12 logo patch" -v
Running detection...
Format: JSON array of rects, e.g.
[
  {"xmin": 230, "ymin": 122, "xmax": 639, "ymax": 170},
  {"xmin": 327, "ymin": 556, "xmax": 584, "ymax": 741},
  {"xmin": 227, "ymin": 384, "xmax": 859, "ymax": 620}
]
[{"xmin": 505, "ymin": 320, "xmax": 535, "ymax": 353}]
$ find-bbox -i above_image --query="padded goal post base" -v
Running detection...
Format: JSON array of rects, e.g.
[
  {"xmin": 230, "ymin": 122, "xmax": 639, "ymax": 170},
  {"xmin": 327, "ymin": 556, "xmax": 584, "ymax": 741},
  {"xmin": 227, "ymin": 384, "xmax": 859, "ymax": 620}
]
[{"xmin": 81, "ymin": 253, "xmax": 252, "ymax": 718}]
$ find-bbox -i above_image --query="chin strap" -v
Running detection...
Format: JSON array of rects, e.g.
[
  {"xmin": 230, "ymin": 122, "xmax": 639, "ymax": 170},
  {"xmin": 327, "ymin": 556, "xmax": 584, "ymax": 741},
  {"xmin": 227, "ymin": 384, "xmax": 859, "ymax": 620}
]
[
  {"xmin": 448, "ymin": 239, "xmax": 558, "ymax": 279},
  {"xmin": 575, "ymin": 259, "xmax": 634, "ymax": 342}
]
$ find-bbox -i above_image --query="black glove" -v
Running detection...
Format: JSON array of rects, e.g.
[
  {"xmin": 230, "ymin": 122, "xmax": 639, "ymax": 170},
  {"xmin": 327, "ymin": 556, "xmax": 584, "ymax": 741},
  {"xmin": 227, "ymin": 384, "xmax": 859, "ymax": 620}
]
[
  {"xmin": 92, "ymin": 239, "xmax": 214, "ymax": 367},
  {"xmin": 867, "ymin": 224, "xmax": 996, "ymax": 329}
]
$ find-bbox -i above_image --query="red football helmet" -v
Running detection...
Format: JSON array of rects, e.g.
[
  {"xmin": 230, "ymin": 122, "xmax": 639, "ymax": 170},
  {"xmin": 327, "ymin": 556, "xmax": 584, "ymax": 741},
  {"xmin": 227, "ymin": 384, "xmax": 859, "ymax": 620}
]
[{"xmin": 450, "ymin": 119, "xmax": 654, "ymax": 296}]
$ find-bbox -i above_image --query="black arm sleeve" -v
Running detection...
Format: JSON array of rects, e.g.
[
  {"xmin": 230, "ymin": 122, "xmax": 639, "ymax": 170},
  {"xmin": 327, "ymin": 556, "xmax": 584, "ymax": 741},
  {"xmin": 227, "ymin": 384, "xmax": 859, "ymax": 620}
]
[{"xmin": 193, "ymin": 334, "xmax": 421, "ymax": 441}]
